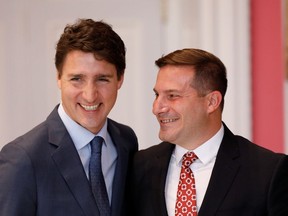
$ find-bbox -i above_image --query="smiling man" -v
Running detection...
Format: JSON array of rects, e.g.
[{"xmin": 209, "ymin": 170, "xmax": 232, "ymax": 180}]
[
  {"xmin": 0, "ymin": 19, "xmax": 138, "ymax": 216},
  {"xmin": 128, "ymin": 48, "xmax": 288, "ymax": 216}
]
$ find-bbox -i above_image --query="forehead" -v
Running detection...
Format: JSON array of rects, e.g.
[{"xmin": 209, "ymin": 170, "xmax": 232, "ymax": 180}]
[
  {"xmin": 155, "ymin": 65, "xmax": 195, "ymax": 90},
  {"xmin": 62, "ymin": 50, "xmax": 117, "ymax": 76}
]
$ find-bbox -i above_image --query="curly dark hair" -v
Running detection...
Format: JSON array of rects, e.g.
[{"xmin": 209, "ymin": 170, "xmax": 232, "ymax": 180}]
[{"xmin": 55, "ymin": 18, "xmax": 126, "ymax": 80}]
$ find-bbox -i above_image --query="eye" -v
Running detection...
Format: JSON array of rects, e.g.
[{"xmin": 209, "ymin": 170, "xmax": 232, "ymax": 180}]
[
  {"xmin": 70, "ymin": 77, "xmax": 80, "ymax": 81},
  {"xmin": 99, "ymin": 77, "xmax": 109, "ymax": 82},
  {"xmin": 154, "ymin": 92, "xmax": 159, "ymax": 98},
  {"xmin": 167, "ymin": 94, "xmax": 179, "ymax": 100},
  {"xmin": 97, "ymin": 75, "xmax": 110, "ymax": 83}
]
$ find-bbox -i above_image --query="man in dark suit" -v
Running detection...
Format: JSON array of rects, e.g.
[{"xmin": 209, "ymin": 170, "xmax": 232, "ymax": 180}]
[
  {"xmin": 0, "ymin": 19, "xmax": 138, "ymax": 216},
  {"xmin": 128, "ymin": 48, "xmax": 288, "ymax": 216}
]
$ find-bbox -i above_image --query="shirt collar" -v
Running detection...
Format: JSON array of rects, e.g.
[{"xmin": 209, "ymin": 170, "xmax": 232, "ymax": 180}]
[
  {"xmin": 58, "ymin": 103, "xmax": 109, "ymax": 150},
  {"xmin": 174, "ymin": 124, "xmax": 224, "ymax": 166}
]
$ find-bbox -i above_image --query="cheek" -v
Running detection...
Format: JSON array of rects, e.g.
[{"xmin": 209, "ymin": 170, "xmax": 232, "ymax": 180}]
[
  {"xmin": 61, "ymin": 85, "xmax": 80, "ymax": 100},
  {"xmin": 180, "ymin": 103, "xmax": 201, "ymax": 122},
  {"xmin": 101, "ymin": 87, "xmax": 118, "ymax": 102}
]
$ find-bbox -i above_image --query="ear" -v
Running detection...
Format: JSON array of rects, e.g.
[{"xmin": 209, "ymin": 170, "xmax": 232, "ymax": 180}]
[
  {"xmin": 57, "ymin": 72, "xmax": 62, "ymax": 89},
  {"xmin": 207, "ymin": 91, "xmax": 222, "ymax": 113},
  {"xmin": 117, "ymin": 74, "xmax": 124, "ymax": 89}
]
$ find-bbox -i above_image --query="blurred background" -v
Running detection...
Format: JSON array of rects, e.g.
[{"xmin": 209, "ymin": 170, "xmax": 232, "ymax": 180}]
[{"xmin": 0, "ymin": 0, "xmax": 287, "ymax": 153}]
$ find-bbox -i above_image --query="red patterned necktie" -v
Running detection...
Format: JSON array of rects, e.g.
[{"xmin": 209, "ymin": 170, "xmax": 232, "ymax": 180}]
[{"xmin": 175, "ymin": 152, "xmax": 198, "ymax": 216}]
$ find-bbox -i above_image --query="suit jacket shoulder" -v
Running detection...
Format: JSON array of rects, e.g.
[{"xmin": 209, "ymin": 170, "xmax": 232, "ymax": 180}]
[
  {"xmin": 128, "ymin": 142, "xmax": 174, "ymax": 216},
  {"xmin": 129, "ymin": 124, "xmax": 288, "ymax": 216},
  {"xmin": 107, "ymin": 118, "xmax": 138, "ymax": 151},
  {"xmin": 199, "ymin": 124, "xmax": 287, "ymax": 216},
  {"xmin": 0, "ymin": 106, "xmax": 98, "ymax": 216}
]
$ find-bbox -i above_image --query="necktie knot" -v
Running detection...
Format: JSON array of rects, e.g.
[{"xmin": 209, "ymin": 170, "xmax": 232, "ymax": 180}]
[
  {"xmin": 182, "ymin": 152, "xmax": 198, "ymax": 168},
  {"xmin": 90, "ymin": 136, "xmax": 103, "ymax": 154}
]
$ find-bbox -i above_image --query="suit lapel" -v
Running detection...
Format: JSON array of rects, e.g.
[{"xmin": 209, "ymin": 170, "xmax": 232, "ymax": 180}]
[
  {"xmin": 153, "ymin": 142, "xmax": 175, "ymax": 216},
  {"xmin": 198, "ymin": 125, "xmax": 241, "ymax": 216},
  {"xmin": 46, "ymin": 107, "xmax": 99, "ymax": 216},
  {"xmin": 107, "ymin": 120, "xmax": 130, "ymax": 216}
]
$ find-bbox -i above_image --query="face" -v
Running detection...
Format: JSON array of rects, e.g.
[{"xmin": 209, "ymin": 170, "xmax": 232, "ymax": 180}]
[
  {"xmin": 57, "ymin": 50, "xmax": 123, "ymax": 134},
  {"xmin": 153, "ymin": 65, "xmax": 211, "ymax": 148}
]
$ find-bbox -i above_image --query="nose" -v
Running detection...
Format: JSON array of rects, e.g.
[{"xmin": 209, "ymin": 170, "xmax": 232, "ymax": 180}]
[
  {"xmin": 82, "ymin": 82, "xmax": 97, "ymax": 103},
  {"xmin": 152, "ymin": 96, "xmax": 169, "ymax": 116}
]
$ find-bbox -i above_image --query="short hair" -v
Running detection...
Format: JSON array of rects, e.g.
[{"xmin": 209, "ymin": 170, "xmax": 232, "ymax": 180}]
[
  {"xmin": 155, "ymin": 48, "xmax": 227, "ymax": 110},
  {"xmin": 55, "ymin": 18, "xmax": 126, "ymax": 80}
]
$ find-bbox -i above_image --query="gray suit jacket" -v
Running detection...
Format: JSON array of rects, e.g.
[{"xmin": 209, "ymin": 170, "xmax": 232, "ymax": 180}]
[
  {"xmin": 0, "ymin": 105, "xmax": 138, "ymax": 216},
  {"xmin": 128, "ymin": 124, "xmax": 288, "ymax": 216}
]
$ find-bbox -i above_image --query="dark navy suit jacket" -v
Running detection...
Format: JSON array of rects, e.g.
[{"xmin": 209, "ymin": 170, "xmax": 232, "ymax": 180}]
[
  {"xmin": 128, "ymin": 124, "xmax": 288, "ymax": 216},
  {"xmin": 0, "ymin": 105, "xmax": 138, "ymax": 216}
]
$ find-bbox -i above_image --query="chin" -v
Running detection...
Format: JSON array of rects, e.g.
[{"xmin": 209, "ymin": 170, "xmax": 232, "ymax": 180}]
[{"xmin": 159, "ymin": 134, "xmax": 171, "ymax": 143}]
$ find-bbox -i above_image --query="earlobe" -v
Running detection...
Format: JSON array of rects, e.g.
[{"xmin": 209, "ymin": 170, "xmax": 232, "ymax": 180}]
[
  {"xmin": 57, "ymin": 78, "xmax": 62, "ymax": 89},
  {"xmin": 207, "ymin": 91, "xmax": 222, "ymax": 113},
  {"xmin": 56, "ymin": 72, "xmax": 62, "ymax": 89}
]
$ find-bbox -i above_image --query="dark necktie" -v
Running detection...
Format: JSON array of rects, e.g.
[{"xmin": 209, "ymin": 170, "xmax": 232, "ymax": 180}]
[
  {"xmin": 89, "ymin": 136, "xmax": 111, "ymax": 216},
  {"xmin": 175, "ymin": 152, "xmax": 198, "ymax": 216}
]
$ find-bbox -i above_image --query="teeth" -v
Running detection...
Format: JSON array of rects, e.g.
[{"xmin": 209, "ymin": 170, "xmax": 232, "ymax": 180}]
[
  {"xmin": 161, "ymin": 119, "xmax": 176, "ymax": 123},
  {"xmin": 81, "ymin": 104, "xmax": 99, "ymax": 111}
]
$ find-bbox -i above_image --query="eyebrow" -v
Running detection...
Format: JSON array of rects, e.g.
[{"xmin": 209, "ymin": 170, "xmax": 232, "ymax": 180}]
[
  {"xmin": 66, "ymin": 73, "xmax": 114, "ymax": 78},
  {"xmin": 67, "ymin": 73, "xmax": 83, "ymax": 78},
  {"xmin": 153, "ymin": 88, "xmax": 181, "ymax": 94},
  {"xmin": 96, "ymin": 74, "xmax": 114, "ymax": 78}
]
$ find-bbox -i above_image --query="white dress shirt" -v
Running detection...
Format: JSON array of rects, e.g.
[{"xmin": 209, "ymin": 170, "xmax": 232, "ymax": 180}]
[
  {"xmin": 165, "ymin": 125, "xmax": 224, "ymax": 215},
  {"xmin": 58, "ymin": 104, "xmax": 117, "ymax": 204}
]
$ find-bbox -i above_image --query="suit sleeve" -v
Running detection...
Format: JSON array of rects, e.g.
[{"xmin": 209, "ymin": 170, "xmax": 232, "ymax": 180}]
[
  {"xmin": 268, "ymin": 155, "xmax": 288, "ymax": 216},
  {"xmin": 0, "ymin": 143, "xmax": 37, "ymax": 216}
]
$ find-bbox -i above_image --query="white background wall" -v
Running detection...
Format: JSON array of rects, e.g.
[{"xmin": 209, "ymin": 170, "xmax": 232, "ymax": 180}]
[{"xmin": 2, "ymin": 0, "xmax": 286, "ymax": 152}]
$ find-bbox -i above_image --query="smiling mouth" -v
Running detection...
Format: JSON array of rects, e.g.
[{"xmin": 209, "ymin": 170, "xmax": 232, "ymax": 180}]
[
  {"xmin": 160, "ymin": 118, "xmax": 178, "ymax": 123},
  {"xmin": 80, "ymin": 104, "xmax": 100, "ymax": 111}
]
